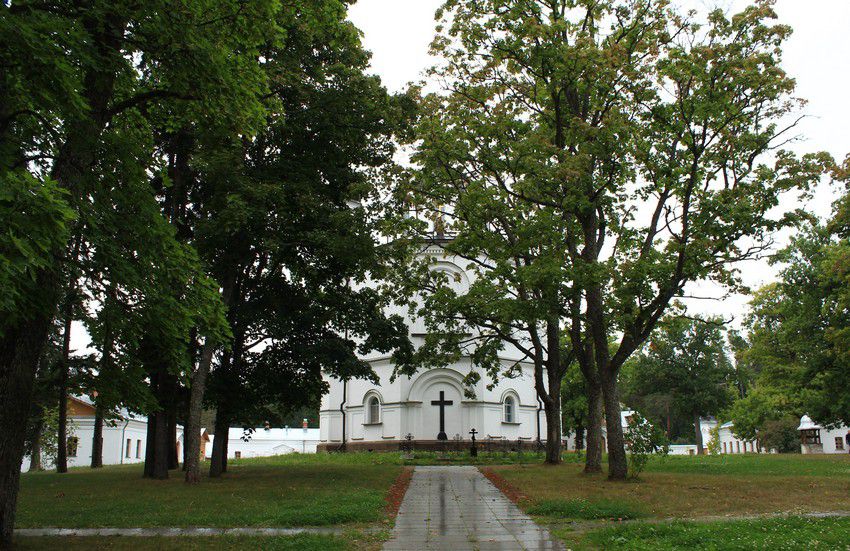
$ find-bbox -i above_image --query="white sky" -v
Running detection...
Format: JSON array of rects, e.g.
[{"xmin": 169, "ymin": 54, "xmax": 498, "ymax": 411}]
[{"xmin": 349, "ymin": 0, "xmax": 850, "ymax": 327}]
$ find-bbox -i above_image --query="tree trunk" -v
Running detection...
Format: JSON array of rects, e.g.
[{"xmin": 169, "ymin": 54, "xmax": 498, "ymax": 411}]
[
  {"xmin": 167, "ymin": 404, "xmax": 178, "ymax": 470},
  {"xmin": 151, "ymin": 411, "xmax": 169, "ymax": 479},
  {"xmin": 601, "ymin": 369, "xmax": 628, "ymax": 480},
  {"xmin": 574, "ymin": 424, "xmax": 585, "ymax": 451},
  {"xmin": 56, "ymin": 301, "xmax": 74, "ymax": 474},
  {"xmin": 584, "ymin": 380, "xmax": 603, "ymax": 474},
  {"xmin": 91, "ymin": 404, "xmax": 104, "ymax": 468},
  {"xmin": 182, "ymin": 399, "xmax": 190, "ymax": 472},
  {"xmin": 0, "ymin": 313, "xmax": 54, "ymax": 545},
  {"xmin": 185, "ymin": 343, "xmax": 216, "ymax": 483},
  {"xmin": 29, "ymin": 417, "xmax": 44, "ymax": 473},
  {"xmin": 694, "ymin": 413, "xmax": 704, "ymax": 455},
  {"xmin": 143, "ymin": 412, "xmax": 157, "ymax": 478},
  {"xmin": 209, "ymin": 409, "xmax": 230, "ymax": 478},
  {"xmin": 543, "ymin": 399, "xmax": 561, "ymax": 464}
]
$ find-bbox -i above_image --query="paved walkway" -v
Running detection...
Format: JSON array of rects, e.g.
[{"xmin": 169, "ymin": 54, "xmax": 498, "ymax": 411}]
[{"xmin": 384, "ymin": 466, "xmax": 563, "ymax": 551}]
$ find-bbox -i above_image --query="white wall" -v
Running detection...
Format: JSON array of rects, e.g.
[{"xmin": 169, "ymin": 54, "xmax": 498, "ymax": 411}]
[
  {"xmin": 21, "ymin": 417, "xmax": 152, "ymax": 471},
  {"xmin": 206, "ymin": 428, "xmax": 320, "ymax": 459},
  {"xmin": 804, "ymin": 425, "xmax": 850, "ymax": 454}
]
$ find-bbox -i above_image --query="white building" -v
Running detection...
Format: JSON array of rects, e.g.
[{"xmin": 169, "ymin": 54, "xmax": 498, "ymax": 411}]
[
  {"xmin": 319, "ymin": 240, "xmax": 549, "ymax": 451},
  {"xmin": 22, "ymin": 396, "xmax": 155, "ymax": 471},
  {"xmin": 207, "ymin": 426, "xmax": 320, "ymax": 459},
  {"xmin": 798, "ymin": 415, "xmax": 850, "ymax": 454},
  {"xmin": 699, "ymin": 418, "xmax": 764, "ymax": 454}
]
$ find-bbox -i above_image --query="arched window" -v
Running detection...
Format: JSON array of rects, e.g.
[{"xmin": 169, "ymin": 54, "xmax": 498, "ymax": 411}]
[
  {"xmin": 368, "ymin": 396, "xmax": 381, "ymax": 424},
  {"xmin": 504, "ymin": 396, "xmax": 515, "ymax": 423}
]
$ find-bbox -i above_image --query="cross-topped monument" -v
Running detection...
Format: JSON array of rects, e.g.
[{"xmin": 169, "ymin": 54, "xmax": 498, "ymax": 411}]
[{"xmin": 431, "ymin": 390, "xmax": 453, "ymax": 440}]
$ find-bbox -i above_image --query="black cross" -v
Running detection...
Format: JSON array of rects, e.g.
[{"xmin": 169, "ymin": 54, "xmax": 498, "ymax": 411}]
[
  {"xmin": 431, "ymin": 390, "xmax": 453, "ymax": 440},
  {"xmin": 469, "ymin": 428, "xmax": 478, "ymax": 457}
]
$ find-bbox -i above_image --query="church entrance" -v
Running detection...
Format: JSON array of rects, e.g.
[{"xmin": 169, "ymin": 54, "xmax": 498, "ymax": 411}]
[{"xmin": 423, "ymin": 383, "xmax": 462, "ymax": 441}]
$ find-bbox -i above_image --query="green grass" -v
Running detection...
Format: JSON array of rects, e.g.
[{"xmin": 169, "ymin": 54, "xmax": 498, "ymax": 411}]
[
  {"xmin": 567, "ymin": 516, "xmax": 850, "ymax": 550},
  {"xmin": 492, "ymin": 454, "xmax": 850, "ymax": 520},
  {"xmin": 13, "ymin": 534, "xmax": 351, "ymax": 550},
  {"xmin": 528, "ymin": 498, "xmax": 645, "ymax": 520},
  {"xmin": 641, "ymin": 453, "xmax": 850, "ymax": 477},
  {"xmin": 17, "ymin": 453, "xmax": 401, "ymax": 529}
]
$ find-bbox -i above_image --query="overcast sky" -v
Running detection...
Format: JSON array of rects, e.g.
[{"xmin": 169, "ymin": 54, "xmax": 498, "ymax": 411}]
[{"xmin": 349, "ymin": 0, "xmax": 850, "ymax": 326}]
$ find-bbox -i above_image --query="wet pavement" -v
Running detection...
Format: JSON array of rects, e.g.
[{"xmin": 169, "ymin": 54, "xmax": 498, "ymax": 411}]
[{"xmin": 383, "ymin": 466, "xmax": 563, "ymax": 551}]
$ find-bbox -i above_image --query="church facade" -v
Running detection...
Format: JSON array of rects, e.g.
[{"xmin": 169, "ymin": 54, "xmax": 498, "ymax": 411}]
[{"xmin": 319, "ymin": 241, "xmax": 548, "ymax": 451}]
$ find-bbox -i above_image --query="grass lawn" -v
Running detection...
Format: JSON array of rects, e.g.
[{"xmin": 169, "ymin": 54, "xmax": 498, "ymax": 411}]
[
  {"xmin": 563, "ymin": 516, "xmax": 850, "ymax": 550},
  {"xmin": 13, "ymin": 534, "xmax": 353, "ymax": 551},
  {"xmin": 16, "ymin": 453, "xmax": 403, "ymax": 529},
  {"xmin": 490, "ymin": 454, "xmax": 850, "ymax": 520}
]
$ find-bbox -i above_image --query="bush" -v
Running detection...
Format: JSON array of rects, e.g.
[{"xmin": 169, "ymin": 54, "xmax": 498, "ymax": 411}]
[
  {"xmin": 624, "ymin": 411, "xmax": 669, "ymax": 478},
  {"xmin": 760, "ymin": 416, "xmax": 801, "ymax": 453}
]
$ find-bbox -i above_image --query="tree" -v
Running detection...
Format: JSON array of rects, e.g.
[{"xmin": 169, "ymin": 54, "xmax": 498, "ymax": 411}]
[
  {"xmin": 1, "ymin": 0, "xmax": 275, "ymax": 539},
  {"xmin": 625, "ymin": 316, "xmax": 736, "ymax": 454},
  {"xmin": 390, "ymin": 0, "xmax": 829, "ymax": 477},
  {"xmin": 729, "ymin": 177, "xmax": 850, "ymax": 440},
  {"xmin": 561, "ymin": 357, "xmax": 604, "ymax": 471}
]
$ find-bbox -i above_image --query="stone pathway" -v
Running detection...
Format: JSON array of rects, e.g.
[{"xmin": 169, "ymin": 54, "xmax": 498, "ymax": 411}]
[{"xmin": 383, "ymin": 466, "xmax": 563, "ymax": 551}]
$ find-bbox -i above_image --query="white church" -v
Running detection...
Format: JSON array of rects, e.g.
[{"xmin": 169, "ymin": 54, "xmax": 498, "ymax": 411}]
[{"xmin": 319, "ymin": 239, "xmax": 548, "ymax": 451}]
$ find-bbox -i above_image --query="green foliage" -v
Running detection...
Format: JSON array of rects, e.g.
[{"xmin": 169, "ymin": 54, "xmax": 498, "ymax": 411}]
[
  {"xmin": 623, "ymin": 315, "xmax": 736, "ymax": 446},
  {"xmin": 624, "ymin": 412, "xmax": 669, "ymax": 479},
  {"xmin": 760, "ymin": 416, "xmax": 803, "ymax": 454},
  {"xmin": 528, "ymin": 498, "xmax": 644, "ymax": 521},
  {"xmin": 729, "ymin": 188, "xmax": 850, "ymax": 437},
  {"xmin": 706, "ymin": 424, "xmax": 721, "ymax": 456},
  {"xmin": 201, "ymin": 0, "xmax": 413, "ymax": 427},
  {"xmin": 0, "ymin": 174, "xmax": 73, "ymax": 333},
  {"xmin": 560, "ymin": 362, "xmax": 590, "ymax": 437},
  {"xmin": 35, "ymin": 406, "xmax": 60, "ymax": 467},
  {"xmin": 385, "ymin": 0, "xmax": 832, "ymax": 475}
]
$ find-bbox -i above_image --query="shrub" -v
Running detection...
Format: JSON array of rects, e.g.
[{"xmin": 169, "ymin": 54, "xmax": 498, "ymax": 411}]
[
  {"xmin": 760, "ymin": 416, "xmax": 801, "ymax": 453},
  {"xmin": 624, "ymin": 411, "xmax": 669, "ymax": 478}
]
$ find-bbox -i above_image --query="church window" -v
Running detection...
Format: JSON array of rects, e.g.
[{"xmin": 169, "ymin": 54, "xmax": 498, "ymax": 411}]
[
  {"xmin": 736, "ymin": 441, "xmax": 740, "ymax": 453},
  {"xmin": 126, "ymin": 438, "xmax": 131, "ymax": 458},
  {"xmin": 67, "ymin": 437, "xmax": 78, "ymax": 458},
  {"xmin": 504, "ymin": 396, "xmax": 515, "ymax": 423},
  {"xmin": 235, "ymin": 451, "xmax": 241, "ymax": 459},
  {"xmin": 836, "ymin": 437, "xmax": 844, "ymax": 450},
  {"xmin": 722, "ymin": 442, "xmax": 727, "ymax": 454},
  {"xmin": 368, "ymin": 396, "xmax": 381, "ymax": 424},
  {"xmin": 136, "ymin": 440, "xmax": 142, "ymax": 458}
]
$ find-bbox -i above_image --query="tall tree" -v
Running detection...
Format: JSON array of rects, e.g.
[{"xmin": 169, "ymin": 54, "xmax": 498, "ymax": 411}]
[
  {"xmin": 729, "ymin": 176, "xmax": 850, "ymax": 440},
  {"xmin": 0, "ymin": 0, "xmax": 274, "ymax": 539},
  {"xmin": 198, "ymin": 0, "xmax": 413, "ymax": 478},
  {"xmin": 390, "ymin": 0, "xmax": 831, "ymax": 477}
]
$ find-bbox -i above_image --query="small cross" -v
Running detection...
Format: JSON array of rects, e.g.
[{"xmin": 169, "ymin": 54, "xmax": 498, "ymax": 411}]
[
  {"xmin": 431, "ymin": 390, "xmax": 454, "ymax": 440},
  {"xmin": 469, "ymin": 428, "xmax": 478, "ymax": 442}
]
